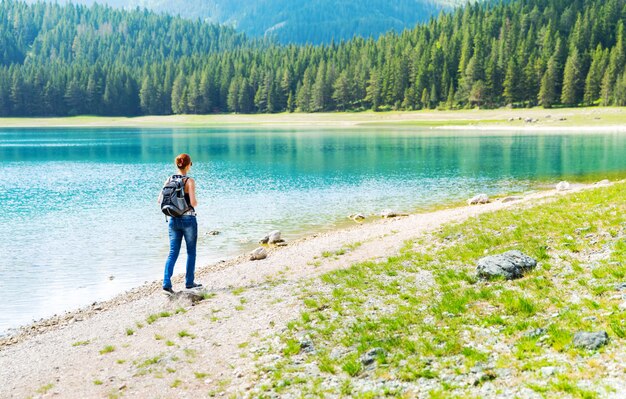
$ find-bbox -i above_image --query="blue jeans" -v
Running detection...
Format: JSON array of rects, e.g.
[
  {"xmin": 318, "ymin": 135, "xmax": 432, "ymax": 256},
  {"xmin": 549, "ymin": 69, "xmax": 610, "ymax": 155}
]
[{"xmin": 163, "ymin": 215, "xmax": 197, "ymax": 289}]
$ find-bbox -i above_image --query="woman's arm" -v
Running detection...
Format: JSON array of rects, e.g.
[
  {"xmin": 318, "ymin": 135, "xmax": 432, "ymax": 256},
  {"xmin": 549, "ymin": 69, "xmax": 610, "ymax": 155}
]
[{"xmin": 186, "ymin": 178, "xmax": 198, "ymax": 208}]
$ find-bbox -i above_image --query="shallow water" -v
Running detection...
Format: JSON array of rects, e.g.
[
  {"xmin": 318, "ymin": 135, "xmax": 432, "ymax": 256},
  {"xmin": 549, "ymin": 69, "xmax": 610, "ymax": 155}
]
[{"xmin": 1, "ymin": 127, "xmax": 626, "ymax": 334}]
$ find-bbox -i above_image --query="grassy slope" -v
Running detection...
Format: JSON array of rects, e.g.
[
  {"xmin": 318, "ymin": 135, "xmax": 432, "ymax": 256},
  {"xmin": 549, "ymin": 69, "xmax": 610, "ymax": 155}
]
[
  {"xmin": 0, "ymin": 107, "xmax": 625, "ymax": 128},
  {"xmin": 252, "ymin": 182, "xmax": 626, "ymax": 398}
]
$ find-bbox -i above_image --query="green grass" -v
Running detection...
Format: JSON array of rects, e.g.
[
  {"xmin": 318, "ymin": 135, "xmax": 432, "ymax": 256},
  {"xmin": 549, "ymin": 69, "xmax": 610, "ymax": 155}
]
[
  {"xmin": 177, "ymin": 330, "xmax": 196, "ymax": 339},
  {"xmin": 99, "ymin": 345, "xmax": 116, "ymax": 355},
  {"xmin": 36, "ymin": 383, "xmax": 54, "ymax": 394},
  {"xmin": 93, "ymin": 380, "xmax": 103, "ymax": 386},
  {"xmin": 254, "ymin": 182, "xmax": 626, "ymax": 396},
  {"xmin": 146, "ymin": 311, "xmax": 172, "ymax": 325},
  {"xmin": 170, "ymin": 379, "xmax": 182, "ymax": 388},
  {"xmin": 72, "ymin": 340, "xmax": 90, "ymax": 347},
  {"xmin": 126, "ymin": 328, "xmax": 135, "ymax": 336}
]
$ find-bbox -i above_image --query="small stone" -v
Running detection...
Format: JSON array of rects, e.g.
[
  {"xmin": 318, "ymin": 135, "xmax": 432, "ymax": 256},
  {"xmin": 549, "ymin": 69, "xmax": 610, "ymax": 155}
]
[
  {"xmin": 614, "ymin": 282, "xmax": 626, "ymax": 291},
  {"xmin": 573, "ymin": 331, "xmax": 609, "ymax": 350},
  {"xmin": 250, "ymin": 247, "xmax": 268, "ymax": 261},
  {"xmin": 108, "ymin": 275, "xmax": 115, "ymax": 280},
  {"xmin": 574, "ymin": 226, "xmax": 591, "ymax": 235},
  {"xmin": 360, "ymin": 348, "xmax": 386, "ymax": 366},
  {"xmin": 467, "ymin": 194, "xmax": 490, "ymax": 205},
  {"xmin": 206, "ymin": 230, "xmax": 221, "ymax": 236},
  {"xmin": 595, "ymin": 179, "xmax": 611, "ymax": 186},
  {"xmin": 540, "ymin": 367, "xmax": 557, "ymax": 377},
  {"xmin": 349, "ymin": 213, "xmax": 366, "ymax": 222},
  {"xmin": 556, "ymin": 181, "xmax": 570, "ymax": 191},
  {"xmin": 299, "ymin": 338, "xmax": 315, "ymax": 353},
  {"xmin": 473, "ymin": 370, "xmax": 496, "ymax": 386},
  {"xmin": 380, "ymin": 209, "xmax": 402, "ymax": 218},
  {"xmin": 501, "ymin": 196, "xmax": 522, "ymax": 203},
  {"xmin": 618, "ymin": 302, "xmax": 626, "ymax": 311},
  {"xmin": 477, "ymin": 250, "xmax": 537, "ymax": 280},
  {"xmin": 524, "ymin": 328, "xmax": 546, "ymax": 338}
]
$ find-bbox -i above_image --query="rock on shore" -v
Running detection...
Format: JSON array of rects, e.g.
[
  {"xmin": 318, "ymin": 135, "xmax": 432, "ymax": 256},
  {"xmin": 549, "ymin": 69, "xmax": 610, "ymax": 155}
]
[{"xmin": 477, "ymin": 250, "xmax": 537, "ymax": 280}]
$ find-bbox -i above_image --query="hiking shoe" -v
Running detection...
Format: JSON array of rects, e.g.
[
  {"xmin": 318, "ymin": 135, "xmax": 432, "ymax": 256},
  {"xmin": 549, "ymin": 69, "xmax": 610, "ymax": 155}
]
[
  {"xmin": 163, "ymin": 287, "xmax": 175, "ymax": 294},
  {"xmin": 185, "ymin": 283, "xmax": 203, "ymax": 289}
]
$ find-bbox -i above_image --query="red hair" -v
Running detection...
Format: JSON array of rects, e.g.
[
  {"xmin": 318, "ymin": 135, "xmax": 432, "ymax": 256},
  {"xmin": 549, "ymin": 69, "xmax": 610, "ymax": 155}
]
[{"xmin": 175, "ymin": 153, "xmax": 192, "ymax": 170}]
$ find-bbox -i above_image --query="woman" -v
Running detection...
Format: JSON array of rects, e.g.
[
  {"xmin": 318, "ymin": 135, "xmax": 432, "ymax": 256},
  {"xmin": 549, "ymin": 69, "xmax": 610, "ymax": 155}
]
[{"xmin": 160, "ymin": 153, "xmax": 202, "ymax": 293}]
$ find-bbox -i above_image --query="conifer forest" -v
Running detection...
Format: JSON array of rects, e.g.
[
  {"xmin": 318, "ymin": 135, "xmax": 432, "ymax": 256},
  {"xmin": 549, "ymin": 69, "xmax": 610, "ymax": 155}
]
[{"xmin": 1, "ymin": 0, "xmax": 626, "ymax": 117}]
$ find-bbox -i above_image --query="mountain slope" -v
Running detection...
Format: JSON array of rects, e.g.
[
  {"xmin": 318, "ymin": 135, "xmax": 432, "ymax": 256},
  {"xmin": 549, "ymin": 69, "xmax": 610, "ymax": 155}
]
[{"xmin": 24, "ymin": 0, "xmax": 467, "ymax": 44}]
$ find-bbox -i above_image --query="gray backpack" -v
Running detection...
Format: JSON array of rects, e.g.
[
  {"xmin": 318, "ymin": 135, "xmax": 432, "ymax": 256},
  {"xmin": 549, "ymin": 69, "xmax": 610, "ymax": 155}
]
[{"xmin": 160, "ymin": 175, "xmax": 190, "ymax": 217}]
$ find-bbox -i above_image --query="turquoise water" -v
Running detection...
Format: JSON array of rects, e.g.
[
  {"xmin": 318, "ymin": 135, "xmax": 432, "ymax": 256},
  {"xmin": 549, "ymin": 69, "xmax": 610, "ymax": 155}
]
[{"xmin": 1, "ymin": 127, "xmax": 626, "ymax": 334}]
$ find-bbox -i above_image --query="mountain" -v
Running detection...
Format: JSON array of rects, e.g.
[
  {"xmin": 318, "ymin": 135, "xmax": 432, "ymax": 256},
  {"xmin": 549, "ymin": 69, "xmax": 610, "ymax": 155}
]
[{"xmin": 24, "ymin": 0, "xmax": 467, "ymax": 44}]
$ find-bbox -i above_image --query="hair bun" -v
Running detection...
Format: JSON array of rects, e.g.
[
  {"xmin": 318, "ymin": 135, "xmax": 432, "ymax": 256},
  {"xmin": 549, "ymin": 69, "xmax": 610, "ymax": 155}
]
[{"xmin": 175, "ymin": 153, "xmax": 192, "ymax": 170}]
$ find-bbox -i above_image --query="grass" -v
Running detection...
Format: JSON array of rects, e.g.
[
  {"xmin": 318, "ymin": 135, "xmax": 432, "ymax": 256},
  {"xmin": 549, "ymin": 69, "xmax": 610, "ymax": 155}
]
[
  {"xmin": 126, "ymin": 328, "xmax": 135, "ymax": 336},
  {"xmin": 3, "ymin": 108, "xmax": 625, "ymax": 129},
  {"xmin": 177, "ymin": 330, "xmax": 196, "ymax": 339},
  {"xmin": 99, "ymin": 345, "xmax": 116, "ymax": 355},
  {"xmin": 170, "ymin": 379, "xmax": 182, "ymax": 388},
  {"xmin": 36, "ymin": 383, "xmax": 54, "ymax": 394},
  {"xmin": 254, "ymin": 182, "xmax": 626, "ymax": 397},
  {"xmin": 146, "ymin": 311, "xmax": 172, "ymax": 325},
  {"xmin": 72, "ymin": 340, "xmax": 90, "ymax": 347}
]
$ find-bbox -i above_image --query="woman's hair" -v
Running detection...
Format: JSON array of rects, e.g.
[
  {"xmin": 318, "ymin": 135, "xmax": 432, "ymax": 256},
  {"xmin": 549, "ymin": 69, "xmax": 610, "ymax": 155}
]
[{"xmin": 175, "ymin": 153, "xmax": 192, "ymax": 170}]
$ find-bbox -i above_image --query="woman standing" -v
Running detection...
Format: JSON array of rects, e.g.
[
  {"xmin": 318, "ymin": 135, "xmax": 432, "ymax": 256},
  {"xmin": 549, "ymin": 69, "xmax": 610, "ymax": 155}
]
[{"xmin": 160, "ymin": 153, "xmax": 202, "ymax": 293}]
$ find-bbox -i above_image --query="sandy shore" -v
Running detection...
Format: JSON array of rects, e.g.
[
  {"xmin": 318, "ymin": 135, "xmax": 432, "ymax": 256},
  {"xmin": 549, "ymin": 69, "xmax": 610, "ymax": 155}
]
[
  {"xmin": 0, "ymin": 181, "xmax": 614, "ymax": 398},
  {"xmin": 1, "ymin": 107, "xmax": 626, "ymax": 129}
]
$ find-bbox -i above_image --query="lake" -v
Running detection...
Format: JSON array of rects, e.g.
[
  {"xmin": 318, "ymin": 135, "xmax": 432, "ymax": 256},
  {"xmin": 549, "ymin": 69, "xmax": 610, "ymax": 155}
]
[{"xmin": 1, "ymin": 127, "xmax": 625, "ymax": 334}]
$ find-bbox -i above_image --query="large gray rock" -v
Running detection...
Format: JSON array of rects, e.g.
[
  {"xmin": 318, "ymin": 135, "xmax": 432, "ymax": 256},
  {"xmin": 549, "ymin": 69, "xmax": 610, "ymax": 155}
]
[
  {"xmin": 477, "ymin": 250, "xmax": 537, "ymax": 280},
  {"xmin": 259, "ymin": 230, "xmax": 283, "ymax": 244},
  {"xmin": 250, "ymin": 247, "xmax": 268, "ymax": 261},
  {"xmin": 467, "ymin": 194, "xmax": 490, "ymax": 205},
  {"xmin": 573, "ymin": 331, "xmax": 609, "ymax": 350}
]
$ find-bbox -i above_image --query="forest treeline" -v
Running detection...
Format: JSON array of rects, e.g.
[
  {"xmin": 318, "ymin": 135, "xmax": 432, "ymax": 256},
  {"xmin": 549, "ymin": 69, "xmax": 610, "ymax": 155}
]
[
  {"xmin": 25, "ymin": 0, "xmax": 450, "ymax": 45},
  {"xmin": 1, "ymin": 0, "xmax": 626, "ymax": 117}
]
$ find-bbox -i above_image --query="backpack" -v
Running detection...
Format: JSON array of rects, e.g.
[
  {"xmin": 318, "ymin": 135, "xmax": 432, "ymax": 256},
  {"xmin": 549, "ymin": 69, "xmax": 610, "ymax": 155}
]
[{"xmin": 160, "ymin": 175, "xmax": 191, "ymax": 217}]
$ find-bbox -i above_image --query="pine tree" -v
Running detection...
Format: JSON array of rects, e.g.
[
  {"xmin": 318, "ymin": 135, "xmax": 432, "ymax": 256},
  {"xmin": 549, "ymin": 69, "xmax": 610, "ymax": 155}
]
[
  {"xmin": 171, "ymin": 73, "xmax": 187, "ymax": 114},
  {"xmin": 561, "ymin": 48, "xmax": 582, "ymax": 106},
  {"xmin": 139, "ymin": 76, "xmax": 154, "ymax": 114},
  {"xmin": 503, "ymin": 57, "xmax": 522, "ymax": 105},
  {"xmin": 539, "ymin": 57, "xmax": 559, "ymax": 108},
  {"xmin": 332, "ymin": 70, "xmax": 351, "ymax": 111},
  {"xmin": 584, "ymin": 46, "xmax": 606, "ymax": 105},
  {"xmin": 365, "ymin": 70, "xmax": 382, "ymax": 111},
  {"xmin": 227, "ymin": 77, "xmax": 240, "ymax": 112}
]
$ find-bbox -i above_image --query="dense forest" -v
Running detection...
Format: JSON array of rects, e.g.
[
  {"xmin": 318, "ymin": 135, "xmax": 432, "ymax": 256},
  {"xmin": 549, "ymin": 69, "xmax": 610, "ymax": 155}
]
[
  {"xmin": 26, "ymin": 0, "xmax": 460, "ymax": 44},
  {"xmin": 1, "ymin": 0, "xmax": 626, "ymax": 117}
]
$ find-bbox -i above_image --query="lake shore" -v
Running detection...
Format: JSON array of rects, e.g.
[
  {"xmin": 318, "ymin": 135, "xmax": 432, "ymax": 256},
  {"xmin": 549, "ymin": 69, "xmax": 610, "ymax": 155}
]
[
  {"xmin": 1, "ymin": 107, "xmax": 626, "ymax": 130},
  {"xmin": 0, "ymin": 180, "xmax": 618, "ymax": 398}
]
